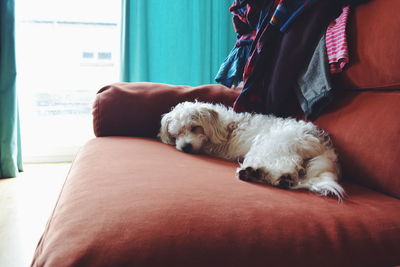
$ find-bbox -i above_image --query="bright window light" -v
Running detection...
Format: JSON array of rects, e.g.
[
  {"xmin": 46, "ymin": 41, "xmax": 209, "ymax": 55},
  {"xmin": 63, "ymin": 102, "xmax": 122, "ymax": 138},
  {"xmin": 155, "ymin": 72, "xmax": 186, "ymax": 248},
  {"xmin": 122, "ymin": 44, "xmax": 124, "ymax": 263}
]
[{"xmin": 16, "ymin": 0, "xmax": 122, "ymax": 162}]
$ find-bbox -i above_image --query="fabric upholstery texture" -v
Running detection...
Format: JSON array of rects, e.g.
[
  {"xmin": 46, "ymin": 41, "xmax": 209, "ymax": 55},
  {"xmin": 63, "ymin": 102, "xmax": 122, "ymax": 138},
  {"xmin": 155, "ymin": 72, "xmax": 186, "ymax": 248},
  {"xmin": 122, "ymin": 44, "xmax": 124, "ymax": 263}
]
[
  {"xmin": 31, "ymin": 137, "xmax": 400, "ymax": 267},
  {"xmin": 333, "ymin": 0, "xmax": 400, "ymax": 90},
  {"xmin": 93, "ymin": 82, "xmax": 240, "ymax": 138},
  {"xmin": 93, "ymin": 83, "xmax": 400, "ymax": 199},
  {"xmin": 315, "ymin": 91, "xmax": 400, "ymax": 198}
]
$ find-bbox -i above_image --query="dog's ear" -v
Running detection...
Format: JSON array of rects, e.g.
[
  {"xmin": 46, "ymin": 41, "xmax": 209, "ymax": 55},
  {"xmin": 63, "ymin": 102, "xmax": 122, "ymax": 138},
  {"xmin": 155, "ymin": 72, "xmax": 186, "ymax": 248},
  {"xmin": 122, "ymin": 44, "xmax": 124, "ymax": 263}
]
[
  {"xmin": 158, "ymin": 114, "xmax": 175, "ymax": 145},
  {"xmin": 198, "ymin": 107, "xmax": 228, "ymax": 145}
]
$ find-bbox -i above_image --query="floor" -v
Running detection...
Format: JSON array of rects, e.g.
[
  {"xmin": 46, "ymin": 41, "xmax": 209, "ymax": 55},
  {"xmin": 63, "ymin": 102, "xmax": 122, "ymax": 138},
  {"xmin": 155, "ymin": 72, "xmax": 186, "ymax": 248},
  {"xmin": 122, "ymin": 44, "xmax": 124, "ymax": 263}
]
[{"xmin": 0, "ymin": 163, "xmax": 71, "ymax": 267}]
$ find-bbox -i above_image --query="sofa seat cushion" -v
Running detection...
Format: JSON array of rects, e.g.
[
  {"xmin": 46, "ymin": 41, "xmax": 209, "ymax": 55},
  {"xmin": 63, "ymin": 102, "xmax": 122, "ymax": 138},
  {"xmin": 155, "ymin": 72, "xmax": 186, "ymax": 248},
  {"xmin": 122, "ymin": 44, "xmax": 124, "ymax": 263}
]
[{"xmin": 32, "ymin": 137, "xmax": 400, "ymax": 267}]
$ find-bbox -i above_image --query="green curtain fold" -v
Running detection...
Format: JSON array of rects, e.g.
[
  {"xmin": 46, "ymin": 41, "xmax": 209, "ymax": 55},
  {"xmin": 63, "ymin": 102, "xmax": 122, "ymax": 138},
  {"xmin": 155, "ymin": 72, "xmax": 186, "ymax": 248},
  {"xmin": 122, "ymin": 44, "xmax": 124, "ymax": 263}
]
[
  {"xmin": 0, "ymin": 0, "xmax": 23, "ymax": 178},
  {"xmin": 121, "ymin": 0, "xmax": 236, "ymax": 86}
]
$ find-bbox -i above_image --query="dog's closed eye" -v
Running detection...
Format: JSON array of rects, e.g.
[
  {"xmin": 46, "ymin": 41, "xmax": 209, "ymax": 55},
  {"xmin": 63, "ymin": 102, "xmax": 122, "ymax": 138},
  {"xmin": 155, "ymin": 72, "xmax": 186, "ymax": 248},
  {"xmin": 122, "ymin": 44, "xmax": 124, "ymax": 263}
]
[{"xmin": 191, "ymin": 126, "xmax": 204, "ymax": 134}]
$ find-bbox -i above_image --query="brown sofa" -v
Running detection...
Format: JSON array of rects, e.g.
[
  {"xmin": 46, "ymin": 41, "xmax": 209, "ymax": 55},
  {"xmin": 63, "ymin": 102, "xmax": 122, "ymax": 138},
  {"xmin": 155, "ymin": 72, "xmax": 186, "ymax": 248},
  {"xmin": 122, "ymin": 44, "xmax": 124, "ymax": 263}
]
[{"xmin": 32, "ymin": 1, "xmax": 399, "ymax": 267}]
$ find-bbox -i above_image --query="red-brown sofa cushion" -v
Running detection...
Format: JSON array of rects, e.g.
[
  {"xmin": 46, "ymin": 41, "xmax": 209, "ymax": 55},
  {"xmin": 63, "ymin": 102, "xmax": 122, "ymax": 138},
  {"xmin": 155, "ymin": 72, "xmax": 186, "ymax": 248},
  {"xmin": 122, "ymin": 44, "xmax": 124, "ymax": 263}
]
[
  {"xmin": 31, "ymin": 137, "xmax": 400, "ymax": 267},
  {"xmin": 315, "ymin": 91, "xmax": 400, "ymax": 199},
  {"xmin": 333, "ymin": 0, "xmax": 400, "ymax": 90},
  {"xmin": 93, "ymin": 82, "xmax": 240, "ymax": 138},
  {"xmin": 93, "ymin": 83, "xmax": 400, "ymax": 198}
]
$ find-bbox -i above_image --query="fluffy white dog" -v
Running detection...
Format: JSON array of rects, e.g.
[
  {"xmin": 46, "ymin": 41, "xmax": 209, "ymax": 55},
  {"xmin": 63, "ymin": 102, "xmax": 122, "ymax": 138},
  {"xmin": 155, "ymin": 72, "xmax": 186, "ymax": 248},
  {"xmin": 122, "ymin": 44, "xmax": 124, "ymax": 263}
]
[{"xmin": 158, "ymin": 101, "xmax": 344, "ymax": 199}]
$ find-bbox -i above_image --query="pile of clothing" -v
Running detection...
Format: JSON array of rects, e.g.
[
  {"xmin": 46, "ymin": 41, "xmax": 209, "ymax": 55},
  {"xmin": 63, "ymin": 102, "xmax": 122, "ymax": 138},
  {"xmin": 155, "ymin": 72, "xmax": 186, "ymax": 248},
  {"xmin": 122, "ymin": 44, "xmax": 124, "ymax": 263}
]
[{"xmin": 216, "ymin": 0, "xmax": 365, "ymax": 119}]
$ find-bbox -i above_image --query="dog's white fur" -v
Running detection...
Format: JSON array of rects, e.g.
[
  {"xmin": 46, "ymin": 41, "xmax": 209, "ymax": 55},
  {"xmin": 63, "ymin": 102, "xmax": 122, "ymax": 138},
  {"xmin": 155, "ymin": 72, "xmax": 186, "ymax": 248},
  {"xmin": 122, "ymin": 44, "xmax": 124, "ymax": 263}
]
[{"xmin": 158, "ymin": 101, "xmax": 344, "ymax": 199}]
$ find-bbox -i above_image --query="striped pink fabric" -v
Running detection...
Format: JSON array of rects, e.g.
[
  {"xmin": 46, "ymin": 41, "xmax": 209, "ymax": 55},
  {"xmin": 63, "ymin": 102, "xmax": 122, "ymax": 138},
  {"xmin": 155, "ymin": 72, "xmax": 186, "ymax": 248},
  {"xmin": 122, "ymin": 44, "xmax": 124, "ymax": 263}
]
[{"xmin": 326, "ymin": 6, "xmax": 350, "ymax": 74}]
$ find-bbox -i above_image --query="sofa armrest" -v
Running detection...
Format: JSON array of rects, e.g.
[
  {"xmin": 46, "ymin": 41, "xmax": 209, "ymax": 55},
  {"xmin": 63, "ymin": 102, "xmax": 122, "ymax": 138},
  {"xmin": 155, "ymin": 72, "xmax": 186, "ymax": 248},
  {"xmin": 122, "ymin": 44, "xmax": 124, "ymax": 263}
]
[{"xmin": 92, "ymin": 82, "xmax": 240, "ymax": 138}]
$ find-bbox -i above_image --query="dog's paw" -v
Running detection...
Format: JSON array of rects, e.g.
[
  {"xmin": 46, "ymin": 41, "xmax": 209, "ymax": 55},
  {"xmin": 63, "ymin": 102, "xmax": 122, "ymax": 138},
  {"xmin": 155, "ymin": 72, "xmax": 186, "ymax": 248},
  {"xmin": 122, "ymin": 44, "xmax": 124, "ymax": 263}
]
[
  {"xmin": 237, "ymin": 167, "xmax": 260, "ymax": 182},
  {"xmin": 271, "ymin": 173, "xmax": 297, "ymax": 189}
]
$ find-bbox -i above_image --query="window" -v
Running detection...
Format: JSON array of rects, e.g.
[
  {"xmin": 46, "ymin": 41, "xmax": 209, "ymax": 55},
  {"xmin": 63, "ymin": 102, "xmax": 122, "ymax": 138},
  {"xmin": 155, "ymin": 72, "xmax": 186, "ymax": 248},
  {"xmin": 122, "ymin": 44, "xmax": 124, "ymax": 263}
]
[{"xmin": 16, "ymin": 0, "xmax": 122, "ymax": 162}]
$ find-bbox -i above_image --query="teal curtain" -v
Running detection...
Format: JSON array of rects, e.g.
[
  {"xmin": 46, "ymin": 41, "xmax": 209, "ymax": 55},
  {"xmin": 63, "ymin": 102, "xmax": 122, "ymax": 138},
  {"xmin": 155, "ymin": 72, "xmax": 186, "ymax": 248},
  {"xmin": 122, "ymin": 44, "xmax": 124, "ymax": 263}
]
[
  {"xmin": 0, "ymin": 0, "xmax": 23, "ymax": 178},
  {"xmin": 121, "ymin": 0, "xmax": 236, "ymax": 86}
]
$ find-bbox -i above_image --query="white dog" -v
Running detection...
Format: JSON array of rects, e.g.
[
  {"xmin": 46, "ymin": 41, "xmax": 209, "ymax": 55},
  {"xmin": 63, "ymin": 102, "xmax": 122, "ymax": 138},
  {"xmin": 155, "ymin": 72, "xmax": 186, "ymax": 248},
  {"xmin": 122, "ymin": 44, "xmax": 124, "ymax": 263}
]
[{"xmin": 158, "ymin": 101, "xmax": 344, "ymax": 199}]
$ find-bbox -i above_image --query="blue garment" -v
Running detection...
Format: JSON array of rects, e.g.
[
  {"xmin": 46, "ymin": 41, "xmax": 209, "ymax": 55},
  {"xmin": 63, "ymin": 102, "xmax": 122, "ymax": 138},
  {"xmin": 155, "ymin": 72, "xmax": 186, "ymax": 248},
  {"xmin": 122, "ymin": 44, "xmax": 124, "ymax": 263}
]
[
  {"xmin": 270, "ymin": 0, "xmax": 318, "ymax": 32},
  {"xmin": 215, "ymin": 41, "xmax": 252, "ymax": 87}
]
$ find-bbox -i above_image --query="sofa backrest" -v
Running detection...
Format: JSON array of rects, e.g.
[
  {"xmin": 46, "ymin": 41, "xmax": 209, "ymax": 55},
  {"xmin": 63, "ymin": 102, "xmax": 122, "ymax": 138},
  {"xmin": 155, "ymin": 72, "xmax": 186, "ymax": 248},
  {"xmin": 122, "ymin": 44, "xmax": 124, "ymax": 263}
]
[
  {"xmin": 315, "ymin": 91, "xmax": 400, "ymax": 199},
  {"xmin": 316, "ymin": 0, "xmax": 400, "ymax": 198},
  {"xmin": 333, "ymin": 0, "xmax": 400, "ymax": 90}
]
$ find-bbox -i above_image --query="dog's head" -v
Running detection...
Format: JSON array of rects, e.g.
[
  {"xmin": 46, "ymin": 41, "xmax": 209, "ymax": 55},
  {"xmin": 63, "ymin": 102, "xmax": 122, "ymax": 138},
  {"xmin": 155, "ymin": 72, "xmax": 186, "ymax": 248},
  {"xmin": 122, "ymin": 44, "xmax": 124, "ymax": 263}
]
[{"xmin": 158, "ymin": 101, "xmax": 229, "ymax": 154}]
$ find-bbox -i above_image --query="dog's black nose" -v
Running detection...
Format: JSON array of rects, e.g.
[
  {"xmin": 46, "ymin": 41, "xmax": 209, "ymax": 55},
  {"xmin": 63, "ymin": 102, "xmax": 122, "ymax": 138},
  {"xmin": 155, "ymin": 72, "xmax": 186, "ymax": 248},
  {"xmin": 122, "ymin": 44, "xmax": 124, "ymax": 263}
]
[{"xmin": 182, "ymin": 143, "xmax": 193, "ymax": 153}]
